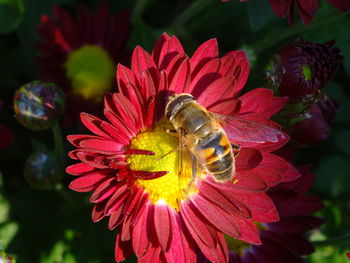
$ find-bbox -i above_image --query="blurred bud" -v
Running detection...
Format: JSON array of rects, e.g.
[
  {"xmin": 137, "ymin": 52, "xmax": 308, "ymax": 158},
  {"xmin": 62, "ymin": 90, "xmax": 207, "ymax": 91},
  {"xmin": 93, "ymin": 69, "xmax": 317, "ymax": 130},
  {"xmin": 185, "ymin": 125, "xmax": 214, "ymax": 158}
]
[
  {"xmin": 24, "ymin": 150, "xmax": 62, "ymax": 190},
  {"xmin": 266, "ymin": 40, "xmax": 343, "ymax": 100},
  {"xmin": 14, "ymin": 81, "xmax": 65, "ymax": 131},
  {"xmin": 0, "ymin": 251, "xmax": 15, "ymax": 263},
  {"xmin": 291, "ymin": 95, "xmax": 339, "ymax": 146}
]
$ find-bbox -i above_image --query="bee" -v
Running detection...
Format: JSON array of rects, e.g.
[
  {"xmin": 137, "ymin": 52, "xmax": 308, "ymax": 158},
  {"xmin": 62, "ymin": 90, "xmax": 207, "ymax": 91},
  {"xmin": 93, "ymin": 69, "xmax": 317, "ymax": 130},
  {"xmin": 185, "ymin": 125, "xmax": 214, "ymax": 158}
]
[{"xmin": 165, "ymin": 93, "xmax": 285, "ymax": 191}]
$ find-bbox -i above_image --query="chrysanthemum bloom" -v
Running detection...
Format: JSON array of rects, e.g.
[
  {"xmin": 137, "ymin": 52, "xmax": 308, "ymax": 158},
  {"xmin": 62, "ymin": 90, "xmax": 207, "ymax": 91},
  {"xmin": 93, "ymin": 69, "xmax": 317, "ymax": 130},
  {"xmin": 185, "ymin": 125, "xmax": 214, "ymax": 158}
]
[
  {"xmin": 0, "ymin": 101, "xmax": 15, "ymax": 149},
  {"xmin": 36, "ymin": 4, "xmax": 130, "ymax": 127},
  {"xmin": 291, "ymin": 95, "xmax": 338, "ymax": 146},
  {"xmin": 264, "ymin": 0, "xmax": 348, "ymax": 24},
  {"xmin": 66, "ymin": 33, "xmax": 300, "ymax": 262},
  {"xmin": 268, "ymin": 40, "xmax": 343, "ymax": 100},
  {"xmin": 198, "ymin": 165, "xmax": 324, "ymax": 263}
]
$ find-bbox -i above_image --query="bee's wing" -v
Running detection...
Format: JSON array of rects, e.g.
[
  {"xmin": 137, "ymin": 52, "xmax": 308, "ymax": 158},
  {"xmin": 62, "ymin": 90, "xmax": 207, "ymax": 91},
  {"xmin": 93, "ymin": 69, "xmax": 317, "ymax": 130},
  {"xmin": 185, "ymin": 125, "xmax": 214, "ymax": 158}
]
[
  {"xmin": 211, "ymin": 112, "xmax": 286, "ymax": 144},
  {"xmin": 177, "ymin": 133, "xmax": 201, "ymax": 200}
]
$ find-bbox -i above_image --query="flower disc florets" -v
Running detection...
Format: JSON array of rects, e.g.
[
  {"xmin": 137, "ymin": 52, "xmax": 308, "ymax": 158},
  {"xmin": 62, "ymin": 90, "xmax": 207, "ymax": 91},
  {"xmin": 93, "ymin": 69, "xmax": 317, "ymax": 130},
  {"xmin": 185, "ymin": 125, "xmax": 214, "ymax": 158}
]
[{"xmin": 67, "ymin": 33, "xmax": 300, "ymax": 263}]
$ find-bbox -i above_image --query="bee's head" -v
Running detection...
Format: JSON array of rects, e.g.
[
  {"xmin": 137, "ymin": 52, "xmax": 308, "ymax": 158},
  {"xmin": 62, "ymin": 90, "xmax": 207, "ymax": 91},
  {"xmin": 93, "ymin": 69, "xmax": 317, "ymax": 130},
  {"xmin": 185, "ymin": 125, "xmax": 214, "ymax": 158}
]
[{"xmin": 165, "ymin": 93, "xmax": 194, "ymax": 120}]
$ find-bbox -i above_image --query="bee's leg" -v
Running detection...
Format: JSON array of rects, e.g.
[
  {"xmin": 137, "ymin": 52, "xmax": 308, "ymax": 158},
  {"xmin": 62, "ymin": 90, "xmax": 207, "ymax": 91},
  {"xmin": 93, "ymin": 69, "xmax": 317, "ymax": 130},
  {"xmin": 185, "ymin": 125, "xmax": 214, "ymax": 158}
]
[{"xmin": 156, "ymin": 146, "xmax": 179, "ymax": 161}]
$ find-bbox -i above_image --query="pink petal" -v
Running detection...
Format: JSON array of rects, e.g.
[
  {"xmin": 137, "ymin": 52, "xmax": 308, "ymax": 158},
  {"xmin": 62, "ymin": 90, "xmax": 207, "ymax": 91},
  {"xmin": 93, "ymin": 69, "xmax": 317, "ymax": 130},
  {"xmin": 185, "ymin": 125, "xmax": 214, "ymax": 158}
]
[
  {"xmin": 69, "ymin": 171, "xmax": 109, "ymax": 192},
  {"xmin": 234, "ymin": 192, "xmax": 279, "ymax": 223},
  {"xmin": 207, "ymin": 98, "xmax": 241, "ymax": 115},
  {"xmin": 79, "ymin": 138, "xmax": 123, "ymax": 153},
  {"xmin": 66, "ymin": 162, "xmax": 95, "ymax": 175},
  {"xmin": 80, "ymin": 113, "xmax": 111, "ymax": 139},
  {"xmin": 190, "ymin": 195, "xmax": 241, "ymax": 239},
  {"xmin": 104, "ymin": 183, "xmax": 129, "ymax": 215},
  {"xmin": 164, "ymin": 212, "xmax": 196, "ymax": 263},
  {"xmin": 190, "ymin": 38, "xmax": 219, "ymax": 78},
  {"xmin": 89, "ymin": 177, "xmax": 117, "ymax": 203},
  {"xmin": 154, "ymin": 203, "xmax": 171, "ymax": 250},
  {"xmin": 133, "ymin": 203, "xmax": 152, "ymax": 257},
  {"xmin": 104, "ymin": 109, "xmax": 135, "ymax": 140},
  {"xmin": 67, "ymin": 134, "xmax": 101, "ymax": 148},
  {"xmin": 198, "ymin": 180, "xmax": 252, "ymax": 219},
  {"xmin": 108, "ymin": 202, "xmax": 125, "ymax": 230}
]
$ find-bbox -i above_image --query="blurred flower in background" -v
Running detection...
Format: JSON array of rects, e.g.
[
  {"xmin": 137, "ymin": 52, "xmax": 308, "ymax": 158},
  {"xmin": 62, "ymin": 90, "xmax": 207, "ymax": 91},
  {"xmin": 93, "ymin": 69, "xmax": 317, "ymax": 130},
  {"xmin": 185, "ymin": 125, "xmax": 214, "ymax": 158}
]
[
  {"xmin": 0, "ymin": 101, "xmax": 14, "ymax": 149},
  {"xmin": 66, "ymin": 33, "xmax": 299, "ymax": 262},
  {"xmin": 291, "ymin": 95, "xmax": 339, "ymax": 146},
  {"xmin": 0, "ymin": 250, "xmax": 15, "ymax": 263},
  {"xmin": 198, "ymin": 166, "xmax": 324, "ymax": 263},
  {"xmin": 270, "ymin": 40, "xmax": 343, "ymax": 100},
  {"xmin": 36, "ymin": 4, "xmax": 131, "ymax": 127}
]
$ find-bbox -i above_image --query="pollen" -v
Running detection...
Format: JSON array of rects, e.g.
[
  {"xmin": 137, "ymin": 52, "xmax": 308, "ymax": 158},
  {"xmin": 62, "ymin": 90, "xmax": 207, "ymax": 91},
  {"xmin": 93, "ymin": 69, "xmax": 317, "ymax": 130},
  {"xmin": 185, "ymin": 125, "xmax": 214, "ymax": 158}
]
[
  {"xmin": 65, "ymin": 45, "xmax": 115, "ymax": 101},
  {"xmin": 128, "ymin": 121, "xmax": 198, "ymax": 210}
]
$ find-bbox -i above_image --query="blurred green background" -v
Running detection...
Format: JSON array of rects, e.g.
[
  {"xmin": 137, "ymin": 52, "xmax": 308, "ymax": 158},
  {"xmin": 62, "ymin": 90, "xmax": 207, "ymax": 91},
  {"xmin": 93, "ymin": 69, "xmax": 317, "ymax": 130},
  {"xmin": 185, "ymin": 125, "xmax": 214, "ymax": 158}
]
[{"xmin": 0, "ymin": 0, "xmax": 350, "ymax": 262}]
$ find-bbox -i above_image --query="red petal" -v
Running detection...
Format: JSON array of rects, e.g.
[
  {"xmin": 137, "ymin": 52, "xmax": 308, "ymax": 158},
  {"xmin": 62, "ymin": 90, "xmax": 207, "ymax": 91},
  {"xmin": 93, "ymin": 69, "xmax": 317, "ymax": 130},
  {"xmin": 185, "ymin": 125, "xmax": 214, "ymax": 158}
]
[
  {"xmin": 189, "ymin": 59, "xmax": 221, "ymax": 96},
  {"xmin": 132, "ymin": 46, "xmax": 159, "ymax": 85},
  {"xmin": 168, "ymin": 58, "xmax": 191, "ymax": 94},
  {"xmin": 190, "ymin": 39, "xmax": 219, "ymax": 78},
  {"xmin": 239, "ymin": 88, "xmax": 288, "ymax": 118},
  {"xmin": 92, "ymin": 200, "xmax": 107, "ymax": 222},
  {"xmin": 154, "ymin": 203, "xmax": 171, "ymax": 250},
  {"xmin": 67, "ymin": 134, "xmax": 100, "ymax": 148},
  {"xmin": 269, "ymin": 0, "xmax": 291, "ymax": 17},
  {"xmin": 196, "ymin": 77, "xmax": 235, "ymax": 108},
  {"xmin": 115, "ymin": 232, "xmax": 133, "ymax": 262},
  {"xmin": 152, "ymin": 33, "xmax": 185, "ymax": 70},
  {"xmin": 235, "ymin": 148, "xmax": 263, "ymax": 171},
  {"xmin": 108, "ymin": 202, "xmax": 125, "ymax": 230},
  {"xmin": 104, "ymin": 109, "xmax": 135, "ymax": 140}
]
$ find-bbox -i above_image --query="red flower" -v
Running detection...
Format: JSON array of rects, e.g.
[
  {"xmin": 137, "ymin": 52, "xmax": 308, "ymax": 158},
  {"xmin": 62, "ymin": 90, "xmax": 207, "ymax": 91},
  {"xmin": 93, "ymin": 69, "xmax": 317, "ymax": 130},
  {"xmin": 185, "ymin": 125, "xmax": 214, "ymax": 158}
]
[
  {"xmin": 36, "ymin": 4, "xmax": 131, "ymax": 127},
  {"xmin": 199, "ymin": 166, "xmax": 324, "ymax": 263},
  {"xmin": 291, "ymin": 95, "xmax": 339, "ymax": 146},
  {"xmin": 0, "ymin": 101, "xmax": 14, "ymax": 149},
  {"xmin": 66, "ymin": 33, "xmax": 299, "ymax": 262}
]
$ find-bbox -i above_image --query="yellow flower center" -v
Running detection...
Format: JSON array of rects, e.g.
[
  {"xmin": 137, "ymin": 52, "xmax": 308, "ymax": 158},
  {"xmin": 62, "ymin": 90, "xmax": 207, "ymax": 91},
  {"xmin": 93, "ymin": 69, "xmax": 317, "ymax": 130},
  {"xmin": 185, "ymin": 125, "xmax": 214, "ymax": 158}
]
[
  {"xmin": 128, "ymin": 121, "xmax": 198, "ymax": 211},
  {"xmin": 65, "ymin": 45, "xmax": 115, "ymax": 101}
]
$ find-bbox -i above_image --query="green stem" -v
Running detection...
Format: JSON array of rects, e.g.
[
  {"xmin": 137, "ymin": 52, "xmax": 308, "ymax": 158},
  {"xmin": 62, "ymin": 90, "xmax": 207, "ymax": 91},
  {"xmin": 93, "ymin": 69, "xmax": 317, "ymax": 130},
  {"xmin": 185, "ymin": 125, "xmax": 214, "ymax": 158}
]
[
  {"xmin": 252, "ymin": 10, "xmax": 349, "ymax": 54},
  {"xmin": 172, "ymin": 0, "xmax": 213, "ymax": 29},
  {"xmin": 312, "ymin": 233, "xmax": 350, "ymax": 246},
  {"xmin": 52, "ymin": 123, "xmax": 63, "ymax": 161}
]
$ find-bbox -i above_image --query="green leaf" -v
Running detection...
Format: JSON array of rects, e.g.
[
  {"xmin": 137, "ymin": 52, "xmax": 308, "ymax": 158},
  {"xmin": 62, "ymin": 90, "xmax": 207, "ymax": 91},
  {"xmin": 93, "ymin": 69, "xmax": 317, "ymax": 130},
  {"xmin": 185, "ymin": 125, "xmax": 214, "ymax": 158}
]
[
  {"xmin": 0, "ymin": 0, "xmax": 24, "ymax": 34},
  {"xmin": 246, "ymin": 0, "xmax": 274, "ymax": 31},
  {"xmin": 315, "ymin": 155, "xmax": 350, "ymax": 197},
  {"xmin": 0, "ymin": 222, "xmax": 19, "ymax": 249}
]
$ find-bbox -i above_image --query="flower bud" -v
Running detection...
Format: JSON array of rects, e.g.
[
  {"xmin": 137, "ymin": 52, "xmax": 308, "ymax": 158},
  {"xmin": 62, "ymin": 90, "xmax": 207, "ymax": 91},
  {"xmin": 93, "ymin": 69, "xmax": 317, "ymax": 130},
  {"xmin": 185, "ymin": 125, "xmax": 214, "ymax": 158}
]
[
  {"xmin": 14, "ymin": 81, "xmax": 66, "ymax": 131},
  {"xmin": 266, "ymin": 40, "xmax": 343, "ymax": 100},
  {"xmin": 291, "ymin": 95, "xmax": 339, "ymax": 146},
  {"xmin": 24, "ymin": 150, "xmax": 62, "ymax": 190}
]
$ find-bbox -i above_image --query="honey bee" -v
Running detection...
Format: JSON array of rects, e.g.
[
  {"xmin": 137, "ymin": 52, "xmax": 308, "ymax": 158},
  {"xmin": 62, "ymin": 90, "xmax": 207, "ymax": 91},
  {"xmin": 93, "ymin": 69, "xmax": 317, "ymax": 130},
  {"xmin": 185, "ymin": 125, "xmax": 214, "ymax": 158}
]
[{"xmin": 165, "ymin": 93, "xmax": 286, "ymax": 191}]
